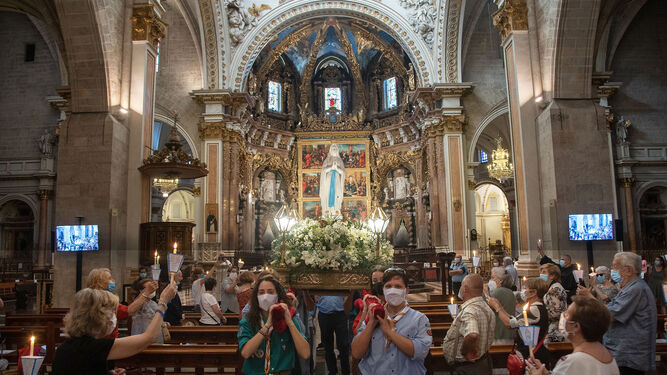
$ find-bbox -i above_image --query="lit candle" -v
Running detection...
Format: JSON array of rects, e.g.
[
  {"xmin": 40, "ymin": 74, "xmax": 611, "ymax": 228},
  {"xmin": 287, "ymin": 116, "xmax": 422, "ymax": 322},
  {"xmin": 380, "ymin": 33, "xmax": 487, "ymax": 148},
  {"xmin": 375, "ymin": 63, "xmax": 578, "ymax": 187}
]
[
  {"xmin": 577, "ymin": 263, "xmax": 581, "ymax": 271},
  {"xmin": 590, "ymin": 266, "xmax": 594, "ymax": 273},
  {"xmin": 450, "ymin": 296, "xmax": 454, "ymax": 305},
  {"xmin": 154, "ymin": 250, "xmax": 158, "ymax": 266},
  {"xmin": 157, "ymin": 255, "xmax": 160, "ymax": 264},
  {"xmin": 29, "ymin": 335, "xmax": 35, "ymax": 356},
  {"xmin": 173, "ymin": 242, "xmax": 178, "ymax": 254},
  {"xmin": 522, "ymin": 303, "xmax": 535, "ymax": 360},
  {"xmin": 473, "ymin": 251, "xmax": 476, "ymax": 257}
]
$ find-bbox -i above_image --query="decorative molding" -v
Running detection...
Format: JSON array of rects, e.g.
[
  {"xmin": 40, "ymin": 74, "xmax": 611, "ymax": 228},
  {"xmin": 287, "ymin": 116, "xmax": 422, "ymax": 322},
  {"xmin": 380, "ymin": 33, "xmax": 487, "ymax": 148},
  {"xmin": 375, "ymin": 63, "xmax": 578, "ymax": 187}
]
[
  {"xmin": 492, "ymin": 0, "xmax": 528, "ymax": 42},
  {"xmin": 199, "ymin": 122, "xmax": 244, "ymax": 141},
  {"xmin": 444, "ymin": 0, "xmax": 462, "ymax": 82},
  {"xmin": 131, "ymin": 5, "xmax": 168, "ymax": 50},
  {"xmin": 199, "ymin": 0, "xmax": 218, "ymax": 89},
  {"xmin": 398, "ymin": 0, "xmax": 435, "ymax": 47},
  {"xmin": 425, "ymin": 114, "xmax": 466, "ymax": 136}
]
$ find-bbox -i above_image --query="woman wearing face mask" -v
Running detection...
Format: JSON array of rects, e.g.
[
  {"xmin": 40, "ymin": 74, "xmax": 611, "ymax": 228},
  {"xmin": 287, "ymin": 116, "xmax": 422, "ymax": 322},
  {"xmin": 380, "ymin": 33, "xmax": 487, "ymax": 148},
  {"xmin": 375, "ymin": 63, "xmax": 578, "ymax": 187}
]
[
  {"xmin": 590, "ymin": 266, "xmax": 618, "ymax": 305},
  {"xmin": 645, "ymin": 256, "xmax": 667, "ymax": 314},
  {"xmin": 539, "ymin": 263, "xmax": 568, "ymax": 343},
  {"xmin": 221, "ymin": 267, "xmax": 241, "ymax": 314},
  {"xmin": 351, "ymin": 268, "xmax": 432, "ymax": 375},
  {"xmin": 53, "ymin": 284, "xmax": 177, "ymax": 375},
  {"xmin": 526, "ymin": 296, "xmax": 619, "ymax": 375},
  {"xmin": 488, "ymin": 278, "xmax": 551, "ymax": 369},
  {"xmin": 87, "ymin": 268, "xmax": 157, "ymax": 338},
  {"xmin": 199, "ymin": 278, "xmax": 228, "ymax": 326},
  {"xmin": 130, "ymin": 279, "xmax": 164, "ymax": 343},
  {"xmin": 238, "ymin": 276, "xmax": 310, "ymax": 374},
  {"xmin": 488, "ymin": 267, "xmax": 516, "ymax": 344}
]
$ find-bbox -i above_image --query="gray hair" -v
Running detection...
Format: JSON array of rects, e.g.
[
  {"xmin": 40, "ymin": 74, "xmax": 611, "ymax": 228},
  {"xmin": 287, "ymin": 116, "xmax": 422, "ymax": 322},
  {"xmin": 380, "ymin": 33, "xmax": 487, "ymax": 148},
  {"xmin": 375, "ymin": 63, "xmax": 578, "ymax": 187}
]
[
  {"xmin": 503, "ymin": 257, "xmax": 513, "ymax": 266},
  {"xmin": 614, "ymin": 252, "xmax": 641, "ymax": 275},
  {"xmin": 491, "ymin": 267, "xmax": 514, "ymax": 289},
  {"xmin": 595, "ymin": 266, "xmax": 610, "ymax": 275}
]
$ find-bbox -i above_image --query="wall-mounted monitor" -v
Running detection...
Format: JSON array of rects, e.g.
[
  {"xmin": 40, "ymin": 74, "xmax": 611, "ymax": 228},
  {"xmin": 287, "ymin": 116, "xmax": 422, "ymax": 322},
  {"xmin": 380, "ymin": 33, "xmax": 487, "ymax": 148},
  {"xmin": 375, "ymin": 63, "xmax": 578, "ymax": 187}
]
[
  {"xmin": 56, "ymin": 225, "xmax": 99, "ymax": 251},
  {"xmin": 568, "ymin": 214, "xmax": 613, "ymax": 241}
]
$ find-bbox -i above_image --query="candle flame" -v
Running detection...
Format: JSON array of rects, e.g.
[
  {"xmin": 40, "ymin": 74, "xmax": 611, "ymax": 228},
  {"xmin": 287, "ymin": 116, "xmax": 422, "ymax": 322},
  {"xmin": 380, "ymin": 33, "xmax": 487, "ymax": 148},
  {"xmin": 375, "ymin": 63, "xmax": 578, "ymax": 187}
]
[
  {"xmin": 522, "ymin": 276, "xmax": 527, "ymax": 281},
  {"xmin": 450, "ymin": 297, "xmax": 454, "ymax": 304},
  {"xmin": 523, "ymin": 303, "xmax": 529, "ymax": 312},
  {"xmin": 590, "ymin": 266, "xmax": 594, "ymax": 272},
  {"xmin": 30, "ymin": 336, "xmax": 35, "ymax": 342},
  {"xmin": 154, "ymin": 250, "xmax": 158, "ymax": 257},
  {"xmin": 473, "ymin": 251, "xmax": 476, "ymax": 257},
  {"xmin": 577, "ymin": 263, "xmax": 581, "ymax": 270}
]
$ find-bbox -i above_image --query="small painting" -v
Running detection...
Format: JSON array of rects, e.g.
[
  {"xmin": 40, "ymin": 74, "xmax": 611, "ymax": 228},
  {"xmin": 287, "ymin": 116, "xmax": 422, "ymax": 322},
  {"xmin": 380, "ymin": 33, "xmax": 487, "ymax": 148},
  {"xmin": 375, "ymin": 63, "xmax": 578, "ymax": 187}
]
[
  {"xmin": 339, "ymin": 144, "xmax": 366, "ymax": 168},
  {"xmin": 342, "ymin": 200, "xmax": 368, "ymax": 222},
  {"xmin": 302, "ymin": 172, "xmax": 320, "ymax": 197},
  {"xmin": 344, "ymin": 171, "xmax": 367, "ymax": 197},
  {"xmin": 205, "ymin": 203, "xmax": 218, "ymax": 233},
  {"xmin": 302, "ymin": 144, "xmax": 328, "ymax": 169},
  {"xmin": 303, "ymin": 201, "xmax": 322, "ymax": 219}
]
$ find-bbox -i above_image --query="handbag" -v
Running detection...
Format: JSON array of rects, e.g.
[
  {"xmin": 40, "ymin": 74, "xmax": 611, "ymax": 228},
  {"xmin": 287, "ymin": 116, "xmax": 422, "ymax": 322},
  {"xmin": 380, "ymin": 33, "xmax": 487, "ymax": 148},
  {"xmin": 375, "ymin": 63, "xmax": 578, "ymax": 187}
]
[{"xmin": 506, "ymin": 343, "xmax": 525, "ymax": 375}]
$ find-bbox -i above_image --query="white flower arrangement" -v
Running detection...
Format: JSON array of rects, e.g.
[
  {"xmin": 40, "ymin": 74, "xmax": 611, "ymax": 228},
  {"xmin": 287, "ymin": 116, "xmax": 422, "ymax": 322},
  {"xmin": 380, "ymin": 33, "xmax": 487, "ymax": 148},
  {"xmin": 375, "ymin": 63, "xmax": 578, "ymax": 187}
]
[{"xmin": 271, "ymin": 217, "xmax": 393, "ymax": 272}]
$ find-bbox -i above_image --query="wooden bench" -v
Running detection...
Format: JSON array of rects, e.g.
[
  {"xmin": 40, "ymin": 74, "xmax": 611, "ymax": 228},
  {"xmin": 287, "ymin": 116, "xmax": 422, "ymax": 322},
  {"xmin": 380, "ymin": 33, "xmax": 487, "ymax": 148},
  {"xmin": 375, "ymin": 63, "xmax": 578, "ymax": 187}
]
[
  {"xmin": 183, "ymin": 313, "xmax": 239, "ymax": 326},
  {"xmin": 115, "ymin": 344, "xmax": 242, "ymax": 375},
  {"xmin": 6, "ymin": 314, "xmax": 64, "ymax": 327},
  {"xmin": 167, "ymin": 326, "xmax": 239, "ymax": 344}
]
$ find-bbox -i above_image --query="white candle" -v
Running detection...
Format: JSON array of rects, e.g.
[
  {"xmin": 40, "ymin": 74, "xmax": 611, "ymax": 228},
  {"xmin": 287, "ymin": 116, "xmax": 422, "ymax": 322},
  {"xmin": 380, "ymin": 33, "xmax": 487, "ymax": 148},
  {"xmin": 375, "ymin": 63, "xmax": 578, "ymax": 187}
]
[
  {"xmin": 29, "ymin": 335, "xmax": 35, "ymax": 355},
  {"xmin": 522, "ymin": 304, "xmax": 534, "ymax": 360}
]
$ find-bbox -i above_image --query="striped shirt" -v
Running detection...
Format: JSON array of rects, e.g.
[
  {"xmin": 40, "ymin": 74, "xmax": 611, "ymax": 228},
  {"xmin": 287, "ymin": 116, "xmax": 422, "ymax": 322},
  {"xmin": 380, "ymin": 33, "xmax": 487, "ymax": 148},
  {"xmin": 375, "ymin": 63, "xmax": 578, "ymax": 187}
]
[{"xmin": 442, "ymin": 296, "xmax": 495, "ymax": 363}]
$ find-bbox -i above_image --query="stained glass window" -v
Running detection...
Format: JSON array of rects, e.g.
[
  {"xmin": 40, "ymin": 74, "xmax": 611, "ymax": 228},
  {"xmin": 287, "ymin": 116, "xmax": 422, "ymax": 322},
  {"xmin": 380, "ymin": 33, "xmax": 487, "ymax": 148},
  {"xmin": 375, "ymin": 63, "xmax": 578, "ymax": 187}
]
[
  {"xmin": 325, "ymin": 87, "xmax": 342, "ymax": 111},
  {"xmin": 384, "ymin": 77, "xmax": 397, "ymax": 110},
  {"xmin": 268, "ymin": 81, "xmax": 282, "ymax": 112},
  {"xmin": 478, "ymin": 149, "xmax": 489, "ymax": 163}
]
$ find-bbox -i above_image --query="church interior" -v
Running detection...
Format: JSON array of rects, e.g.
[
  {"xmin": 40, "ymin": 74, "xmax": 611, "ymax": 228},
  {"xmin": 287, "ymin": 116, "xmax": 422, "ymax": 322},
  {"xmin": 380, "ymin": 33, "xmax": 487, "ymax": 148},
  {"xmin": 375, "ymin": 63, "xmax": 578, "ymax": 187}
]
[{"xmin": 0, "ymin": 0, "xmax": 666, "ymax": 373}]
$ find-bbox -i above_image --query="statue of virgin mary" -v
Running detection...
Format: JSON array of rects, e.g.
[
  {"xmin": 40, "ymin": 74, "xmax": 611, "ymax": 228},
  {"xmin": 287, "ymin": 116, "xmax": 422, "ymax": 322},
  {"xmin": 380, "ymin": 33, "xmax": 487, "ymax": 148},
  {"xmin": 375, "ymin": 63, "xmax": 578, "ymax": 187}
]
[{"xmin": 319, "ymin": 144, "xmax": 345, "ymax": 216}]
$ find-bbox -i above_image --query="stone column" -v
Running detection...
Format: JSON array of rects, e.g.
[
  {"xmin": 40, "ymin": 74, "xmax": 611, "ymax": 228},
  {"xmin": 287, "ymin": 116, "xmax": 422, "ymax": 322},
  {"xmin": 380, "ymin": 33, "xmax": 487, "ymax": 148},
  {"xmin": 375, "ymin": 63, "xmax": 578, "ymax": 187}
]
[
  {"xmin": 126, "ymin": 1, "xmax": 167, "ymax": 252},
  {"xmin": 493, "ymin": 0, "xmax": 542, "ymax": 255},
  {"xmin": 622, "ymin": 178, "xmax": 637, "ymax": 252},
  {"xmin": 36, "ymin": 189, "xmax": 51, "ymax": 271}
]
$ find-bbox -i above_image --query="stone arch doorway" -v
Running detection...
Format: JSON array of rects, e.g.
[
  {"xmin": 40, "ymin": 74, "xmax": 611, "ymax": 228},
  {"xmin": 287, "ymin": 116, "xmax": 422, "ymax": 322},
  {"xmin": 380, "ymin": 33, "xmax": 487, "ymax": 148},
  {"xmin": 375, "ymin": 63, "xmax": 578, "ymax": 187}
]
[
  {"xmin": 0, "ymin": 199, "xmax": 36, "ymax": 273},
  {"xmin": 162, "ymin": 190, "xmax": 195, "ymax": 223},
  {"xmin": 639, "ymin": 186, "xmax": 667, "ymax": 250},
  {"xmin": 474, "ymin": 183, "xmax": 511, "ymax": 256}
]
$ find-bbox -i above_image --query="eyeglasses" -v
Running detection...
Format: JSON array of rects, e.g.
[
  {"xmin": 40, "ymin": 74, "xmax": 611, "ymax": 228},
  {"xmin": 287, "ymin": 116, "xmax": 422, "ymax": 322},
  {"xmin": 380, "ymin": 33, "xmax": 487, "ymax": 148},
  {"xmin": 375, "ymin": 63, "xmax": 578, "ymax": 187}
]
[{"xmin": 384, "ymin": 267, "xmax": 406, "ymax": 274}]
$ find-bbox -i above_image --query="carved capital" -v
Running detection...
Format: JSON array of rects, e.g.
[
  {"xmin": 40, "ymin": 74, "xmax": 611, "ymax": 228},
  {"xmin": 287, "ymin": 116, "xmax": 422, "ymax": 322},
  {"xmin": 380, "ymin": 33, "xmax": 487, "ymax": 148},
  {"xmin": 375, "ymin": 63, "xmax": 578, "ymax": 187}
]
[
  {"xmin": 131, "ymin": 5, "xmax": 167, "ymax": 49},
  {"xmin": 425, "ymin": 114, "xmax": 466, "ymax": 136},
  {"xmin": 621, "ymin": 177, "xmax": 635, "ymax": 188},
  {"xmin": 199, "ymin": 122, "xmax": 244, "ymax": 142},
  {"xmin": 492, "ymin": 0, "xmax": 528, "ymax": 42},
  {"xmin": 38, "ymin": 189, "xmax": 52, "ymax": 200}
]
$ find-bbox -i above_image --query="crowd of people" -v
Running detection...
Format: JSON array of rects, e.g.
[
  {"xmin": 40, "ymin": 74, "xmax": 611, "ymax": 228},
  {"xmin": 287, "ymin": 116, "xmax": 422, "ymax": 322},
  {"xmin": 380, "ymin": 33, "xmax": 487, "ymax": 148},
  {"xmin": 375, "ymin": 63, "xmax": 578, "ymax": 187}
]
[{"xmin": 50, "ymin": 250, "xmax": 666, "ymax": 375}]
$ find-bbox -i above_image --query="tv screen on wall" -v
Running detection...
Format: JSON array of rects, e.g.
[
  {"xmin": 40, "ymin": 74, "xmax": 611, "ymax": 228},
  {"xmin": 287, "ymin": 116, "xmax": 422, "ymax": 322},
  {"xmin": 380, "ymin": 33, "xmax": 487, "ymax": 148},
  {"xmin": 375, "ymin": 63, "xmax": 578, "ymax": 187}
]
[
  {"xmin": 568, "ymin": 214, "xmax": 613, "ymax": 241},
  {"xmin": 56, "ymin": 225, "xmax": 99, "ymax": 251}
]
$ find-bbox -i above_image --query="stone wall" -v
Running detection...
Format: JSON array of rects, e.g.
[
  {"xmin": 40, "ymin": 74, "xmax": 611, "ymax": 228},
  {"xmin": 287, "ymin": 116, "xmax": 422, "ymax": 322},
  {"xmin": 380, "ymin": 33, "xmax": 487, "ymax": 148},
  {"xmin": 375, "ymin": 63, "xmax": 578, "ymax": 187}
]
[{"xmin": 0, "ymin": 12, "xmax": 60, "ymax": 160}]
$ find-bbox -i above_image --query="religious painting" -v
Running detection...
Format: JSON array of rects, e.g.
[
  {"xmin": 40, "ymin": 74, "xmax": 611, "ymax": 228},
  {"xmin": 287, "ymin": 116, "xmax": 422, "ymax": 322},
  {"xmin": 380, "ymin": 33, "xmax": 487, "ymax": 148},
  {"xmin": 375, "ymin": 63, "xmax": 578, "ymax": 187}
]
[
  {"xmin": 301, "ymin": 144, "xmax": 328, "ymax": 169},
  {"xmin": 302, "ymin": 172, "xmax": 320, "ymax": 198},
  {"xmin": 339, "ymin": 144, "xmax": 366, "ymax": 168},
  {"xmin": 344, "ymin": 171, "xmax": 367, "ymax": 197},
  {"xmin": 205, "ymin": 203, "xmax": 218, "ymax": 233},
  {"xmin": 342, "ymin": 200, "xmax": 368, "ymax": 221},
  {"xmin": 302, "ymin": 201, "xmax": 322, "ymax": 219}
]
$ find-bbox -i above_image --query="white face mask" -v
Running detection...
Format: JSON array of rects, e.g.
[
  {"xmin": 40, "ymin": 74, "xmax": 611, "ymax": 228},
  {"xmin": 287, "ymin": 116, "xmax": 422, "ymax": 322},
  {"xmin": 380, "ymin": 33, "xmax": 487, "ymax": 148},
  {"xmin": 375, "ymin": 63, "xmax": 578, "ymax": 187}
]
[
  {"xmin": 258, "ymin": 293, "xmax": 278, "ymax": 311},
  {"xmin": 148, "ymin": 291, "xmax": 156, "ymax": 299},
  {"xmin": 106, "ymin": 314, "xmax": 117, "ymax": 336},
  {"xmin": 487, "ymin": 280, "xmax": 497, "ymax": 293},
  {"xmin": 558, "ymin": 312, "xmax": 574, "ymax": 338},
  {"xmin": 520, "ymin": 290, "xmax": 527, "ymax": 302},
  {"xmin": 384, "ymin": 288, "xmax": 406, "ymax": 306}
]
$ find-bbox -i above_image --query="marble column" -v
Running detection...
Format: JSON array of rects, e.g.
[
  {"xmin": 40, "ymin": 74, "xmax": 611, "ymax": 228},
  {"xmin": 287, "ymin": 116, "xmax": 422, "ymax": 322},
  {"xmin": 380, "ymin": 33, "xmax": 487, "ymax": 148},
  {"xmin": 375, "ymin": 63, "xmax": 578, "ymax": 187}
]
[
  {"xmin": 125, "ymin": 1, "xmax": 167, "ymax": 251},
  {"xmin": 36, "ymin": 189, "xmax": 51, "ymax": 270},
  {"xmin": 622, "ymin": 178, "xmax": 637, "ymax": 252}
]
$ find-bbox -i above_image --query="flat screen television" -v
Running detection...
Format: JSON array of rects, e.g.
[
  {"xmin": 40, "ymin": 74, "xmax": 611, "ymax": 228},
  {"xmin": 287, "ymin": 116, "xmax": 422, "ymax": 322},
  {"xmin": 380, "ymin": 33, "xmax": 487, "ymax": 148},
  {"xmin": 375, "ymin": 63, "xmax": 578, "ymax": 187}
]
[
  {"xmin": 56, "ymin": 225, "xmax": 99, "ymax": 251},
  {"xmin": 568, "ymin": 214, "xmax": 613, "ymax": 240}
]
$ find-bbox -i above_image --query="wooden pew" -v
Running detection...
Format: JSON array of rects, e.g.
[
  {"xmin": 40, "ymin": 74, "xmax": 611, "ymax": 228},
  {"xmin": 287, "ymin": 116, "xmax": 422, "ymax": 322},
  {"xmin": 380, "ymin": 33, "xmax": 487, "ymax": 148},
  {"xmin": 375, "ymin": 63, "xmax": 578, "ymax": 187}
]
[
  {"xmin": 167, "ymin": 326, "xmax": 239, "ymax": 344},
  {"xmin": 6, "ymin": 314, "xmax": 64, "ymax": 328},
  {"xmin": 183, "ymin": 313, "xmax": 239, "ymax": 326},
  {"xmin": 116, "ymin": 344, "xmax": 242, "ymax": 375}
]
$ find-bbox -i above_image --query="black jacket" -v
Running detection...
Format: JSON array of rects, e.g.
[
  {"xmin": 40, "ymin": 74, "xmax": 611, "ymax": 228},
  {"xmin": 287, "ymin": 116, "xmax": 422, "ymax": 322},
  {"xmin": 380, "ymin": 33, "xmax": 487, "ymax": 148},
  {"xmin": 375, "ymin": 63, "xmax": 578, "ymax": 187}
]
[
  {"xmin": 540, "ymin": 255, "xmax": 577, "ymax": 302},
  {"xmin": 164, "ymin": 293, "xmax": 182, "ymax": 326}
]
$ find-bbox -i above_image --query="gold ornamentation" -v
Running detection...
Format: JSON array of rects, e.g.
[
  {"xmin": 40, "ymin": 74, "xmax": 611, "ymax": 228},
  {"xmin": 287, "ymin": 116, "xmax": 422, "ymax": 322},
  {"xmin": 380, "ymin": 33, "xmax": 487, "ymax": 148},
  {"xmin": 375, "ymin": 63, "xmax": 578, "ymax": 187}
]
[
  {"xmin": 199, "ymin": 122, "xmax": 244, "ymax": 141},
  {"xmin": 193, "ymin": 186, "xmax": 201, "ymax": 197},
  {"xmin": 38, "ymin": 189, "xmax": 51, "ymax": 201},
  {"xmin": 274, "ymin": 267, "xmax": 371, "ymax": 292},
  {"xmin": 492, "ymin": 0, "xmax": 528, "ymax": 42},
  {"xmin": 248, "ymin": 3, "xmax": 272, "ymax": 17},
  {"xmin": 425, "ymin": 114, "xmax": 466, "ymax": 136},
  {"xmin": 299, "ymin": 25, "xmax": 328, "ymax": 109},
  {"xmin": 131, "ymin": 5, "xmax": 167, "ymax": 50},
  {"xmin": 372, "ymin": 150, "xmax": 419, "ymax": 199},
  {"xmin": 453, "ymin": 199, "xmax": 462, "ymax": 212},
  {"xmin": 255, "ymin": 25, "xmax": 314, "ymax": 84},
  {"xmin": 621, "ymin": 177, "xmax": 635, "ymax": 188}
]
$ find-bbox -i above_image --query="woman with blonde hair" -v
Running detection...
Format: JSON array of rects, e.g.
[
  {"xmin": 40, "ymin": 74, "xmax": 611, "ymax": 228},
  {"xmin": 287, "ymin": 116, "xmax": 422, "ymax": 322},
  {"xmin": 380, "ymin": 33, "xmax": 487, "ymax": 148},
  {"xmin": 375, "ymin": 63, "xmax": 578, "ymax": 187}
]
[
  {"xmin": 87, "ymin": 268, "xmax": 157, "ymax": 338},
  {"xmin": 53, "ymin": 284, "xmax": 177, "ymax": 374},
  {"xmin": 539, "ymin": 263, "xmax": 568, "ymax": 342}
]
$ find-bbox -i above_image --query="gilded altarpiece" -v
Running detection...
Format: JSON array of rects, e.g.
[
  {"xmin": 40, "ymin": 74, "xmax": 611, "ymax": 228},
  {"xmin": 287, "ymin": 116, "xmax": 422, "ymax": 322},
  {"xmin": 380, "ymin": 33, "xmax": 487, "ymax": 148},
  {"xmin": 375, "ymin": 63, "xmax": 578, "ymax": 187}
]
[{"xmin": 297, "ymin": 132, "xmax": 371, "ymax": 221}]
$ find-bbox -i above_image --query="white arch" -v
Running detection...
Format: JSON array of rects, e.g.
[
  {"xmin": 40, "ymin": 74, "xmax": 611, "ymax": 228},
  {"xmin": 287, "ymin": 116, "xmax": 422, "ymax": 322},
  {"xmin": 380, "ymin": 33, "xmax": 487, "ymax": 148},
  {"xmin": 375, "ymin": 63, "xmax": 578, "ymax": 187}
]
[
  {"xmin": 634, "ymin": 180, "xmax": 667, "ymax": 204},
  {"xmin": 154, "ymin": 113, "xmax": 200, "ymax": 159},
  {"xmin": 467, "ymin": 103, "xmax": 509, "ymax": 163},
  {"xmin": 227, "ymin": 0, "xmax": 437, "ymax": 91}
]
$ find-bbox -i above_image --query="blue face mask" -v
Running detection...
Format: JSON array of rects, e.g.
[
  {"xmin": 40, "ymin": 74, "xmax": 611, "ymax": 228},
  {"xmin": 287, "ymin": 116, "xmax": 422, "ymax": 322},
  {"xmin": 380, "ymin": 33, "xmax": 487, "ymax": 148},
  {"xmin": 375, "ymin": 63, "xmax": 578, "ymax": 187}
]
[
  {"xmin": 559, "ymin": 260, "xmax": 566, "ymax": 267},
  {"xmin": 597, "ymin": 275, "xmax": 606, "ymax": 283},
  {"xmin": 539, "ymin": 274, "xmax": 549, "ymax": 282},
  {"xmin": 107, "ymin": 281, "xmax": 116, "ymax": 293},
  {"xmin": 201, "ymin": 274, "xmax": 206, "ymax": 279},
  {"xmin": 610, "ymin": 270, "xmax": 622, "ymax": 283},
  {"xmin": 139, "ymin": 272, "xmax": 147, "ymax": 278},
  {"xmin": 655, "ymin": 261, "xmax": 662, "ymax": 266}
]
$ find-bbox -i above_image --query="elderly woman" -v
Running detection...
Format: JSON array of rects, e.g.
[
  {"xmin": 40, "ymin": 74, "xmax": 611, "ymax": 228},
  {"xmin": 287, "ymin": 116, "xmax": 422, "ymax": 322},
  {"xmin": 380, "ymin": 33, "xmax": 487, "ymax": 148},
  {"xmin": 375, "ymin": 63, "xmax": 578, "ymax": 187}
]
[
  {"xmin": 488, "ymin": 266, "xmax": 516, "ymax": 344},
  {"xmin": 646, "ymin": 256, "xmax": 666, "ymax": 313},
  {"xmin": 577, "ymin": 252, "xmax": 657, "ymax": 374},
  {"xmin": 87, "ymin": 268, "xmax": 157, "ymax": 338},
  {"xmin": 526, "ymin": 296, "xmax": 619, "ymax": 375},
  {"xmin": 591, "ymin": 266, "xmax": 618, "ymax": 305},
  {"xmin": 131, "ymin": 279, "xmax": 164, "ymax": 343},
  {"xmin": 53, "ymin": 284, "xmax": 177, "ymax": 375},
  {"xmin": 539, "ymin": 263, "xmax": 568, "ymax": 342},
  {"xmin": 488, "ymin": 278, "xmax": 552, "ymax": 369}
]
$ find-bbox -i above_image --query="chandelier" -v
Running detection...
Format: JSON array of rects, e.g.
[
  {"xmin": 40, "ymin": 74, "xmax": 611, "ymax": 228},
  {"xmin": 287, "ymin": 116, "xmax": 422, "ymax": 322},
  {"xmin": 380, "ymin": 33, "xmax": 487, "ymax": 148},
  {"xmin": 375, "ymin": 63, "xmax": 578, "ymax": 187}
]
[
  {"xmin": 153, "ymin": 178, "xmax": 179, "ymax": 197},
  {"xmin": 487, "ymin": 137, "xmax": 514, "ymax": 181}
]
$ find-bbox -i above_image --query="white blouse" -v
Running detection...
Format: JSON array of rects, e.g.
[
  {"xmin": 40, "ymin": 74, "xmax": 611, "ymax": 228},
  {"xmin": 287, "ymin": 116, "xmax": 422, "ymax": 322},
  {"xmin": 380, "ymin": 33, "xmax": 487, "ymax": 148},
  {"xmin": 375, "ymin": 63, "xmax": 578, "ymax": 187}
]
[{"xmin": 552, "ymin": 351, "xmax": 619, "ymax": 375}]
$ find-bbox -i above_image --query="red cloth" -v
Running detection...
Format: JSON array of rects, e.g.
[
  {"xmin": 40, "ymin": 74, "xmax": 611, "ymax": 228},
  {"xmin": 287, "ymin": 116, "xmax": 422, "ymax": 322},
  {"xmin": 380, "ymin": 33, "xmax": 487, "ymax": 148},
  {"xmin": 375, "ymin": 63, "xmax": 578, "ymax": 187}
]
[
  {"xmin": 270, "ymin": 303, "xmax": 296, "ymax": 333},
  {"xmin": 237, "ymin": 288, "xmax": 252, "ymax": 319},
  {"xmin": 352, "ymin": 295, "xmax": 383, "ymax": 335},
  {"xmin": 105, "ymin": 304, "xmax": 128, "ymax": 339}
]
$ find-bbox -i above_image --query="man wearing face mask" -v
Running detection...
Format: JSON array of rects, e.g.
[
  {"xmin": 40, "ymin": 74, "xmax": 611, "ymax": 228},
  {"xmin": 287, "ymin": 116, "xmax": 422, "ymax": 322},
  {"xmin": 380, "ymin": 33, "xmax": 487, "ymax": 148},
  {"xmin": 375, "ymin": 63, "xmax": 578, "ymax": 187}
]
[
  {"xmin": 488, "ymin": 267, "xmax": 516, "ymax": 344},
  {"xmin": 222, "ymin": 267, "xmax": 241, "ymax": 314},
  {"xmin": 577, "ymin": 252, "xmax": 656, "ymax": 375},
  {"xmin": 442, "ymin": 274, "xmax": 495, "ymax": 374},
  {"xmin": 450, "ymin": 255, "xmax": 468, "ymax": 300},
  {"xmin": 351, "ymin": 267, "xmax": 432, "ymax": 374},
  {"xmin": 537, "ymin": 250, "xmax": 577, "ymax": 303},
  {"xmin": 131, "ymin": 266, "xmax": 149, "ymax": 292}
]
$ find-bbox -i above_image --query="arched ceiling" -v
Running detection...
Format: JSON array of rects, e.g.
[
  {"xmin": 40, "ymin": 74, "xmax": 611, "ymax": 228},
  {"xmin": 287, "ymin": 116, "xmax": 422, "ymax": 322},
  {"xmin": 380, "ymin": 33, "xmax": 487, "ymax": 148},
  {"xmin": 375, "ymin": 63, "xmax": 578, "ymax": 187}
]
[{"xmin": 196, "ymin": 0, "xmax": 466, "ymax": 90}]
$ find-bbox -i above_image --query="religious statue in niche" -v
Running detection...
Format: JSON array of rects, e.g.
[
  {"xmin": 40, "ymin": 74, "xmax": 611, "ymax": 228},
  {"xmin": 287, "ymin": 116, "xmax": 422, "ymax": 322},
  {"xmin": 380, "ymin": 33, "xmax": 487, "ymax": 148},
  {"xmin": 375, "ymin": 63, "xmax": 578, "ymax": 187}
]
[
  {"xmin": 319, "ymin": 144, "xmax": 346, "ymax": 216},
  {"xmin": 394, "ymin": 169, "xmax": 411, "ymax": 200},
  {"xmin": 37, "ymin": 129, "xmax": 55, "ymax": 156},
  {"xmin": 260, "ymin": 171, "xmax": 277, "ymax": 202},
  {"xmin": 205, "ymin": 204, "xmax": 218, "ymax": 233}
]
